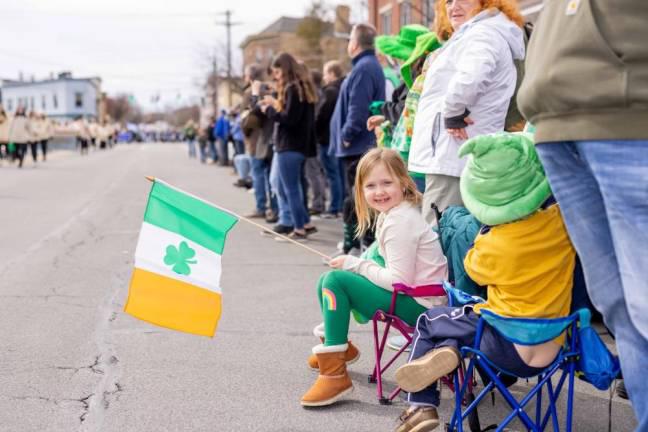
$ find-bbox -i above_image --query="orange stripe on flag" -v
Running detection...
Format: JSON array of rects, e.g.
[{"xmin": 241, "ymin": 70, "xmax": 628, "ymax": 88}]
[{"xmin": 125, "ymin": 268, "xmax": 222, "ymax": 337}]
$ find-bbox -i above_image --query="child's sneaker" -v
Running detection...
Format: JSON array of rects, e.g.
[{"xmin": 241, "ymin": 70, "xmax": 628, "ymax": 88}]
[
  {"xmin": 395, "ymin": 406, "xmax": 439, "ymax": 432},
  {"xmin": 395, "ymin": 346, "xmax": 460, "ymax": 393}
]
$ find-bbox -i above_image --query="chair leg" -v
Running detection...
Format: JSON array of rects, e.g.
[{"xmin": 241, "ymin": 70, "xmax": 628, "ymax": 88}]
[
  {"xmin": 566, "ymin": 361, "xmax": 576, "ymax": 432},
  {"xmin": 536, "ymin": 375, "xmax": 543, "ymax": 427}
]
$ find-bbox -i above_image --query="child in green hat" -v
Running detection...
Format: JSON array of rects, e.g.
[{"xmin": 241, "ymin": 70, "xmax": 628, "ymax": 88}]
[{"xmin": 392, "ymin": 132, "xmax": 576, "ymax": 431}]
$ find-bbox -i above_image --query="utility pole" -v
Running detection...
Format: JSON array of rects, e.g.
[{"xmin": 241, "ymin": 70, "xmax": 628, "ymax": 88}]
[
  {"xmin": 216, "ymin": 10, "xmax": 242, "ymax": 108},
  {"xmin": 211, "ymin": 54, "xmax": 219, "ymax": 116}
]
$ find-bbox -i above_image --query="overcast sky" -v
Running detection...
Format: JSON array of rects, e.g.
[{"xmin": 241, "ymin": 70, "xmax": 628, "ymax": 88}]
[{"xmin": 1, "ymin": 0, "xmax": 365, "ymax": 111}]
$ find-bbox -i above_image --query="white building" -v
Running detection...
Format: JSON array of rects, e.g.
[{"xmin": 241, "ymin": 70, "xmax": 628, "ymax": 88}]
[{"xmin": 0, "ymin": 72, "xmax": 101, "ymax": 119}]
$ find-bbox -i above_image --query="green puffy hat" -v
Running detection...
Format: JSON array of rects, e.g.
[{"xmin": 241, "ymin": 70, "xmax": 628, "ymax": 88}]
[
  {"xmin": 458, "ymin": 132, "xmax": 552, "ymax": 226},
  {"xmin": 376, "ymin": 24, "xmax": 430, "ymax": 62},
  {"xmin": 400, "ymin": 32, "xmax": 442, "ymax": 88}
]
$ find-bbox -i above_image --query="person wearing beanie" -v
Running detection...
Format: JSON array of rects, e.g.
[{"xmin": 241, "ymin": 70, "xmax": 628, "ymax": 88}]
[
  {"xmin": 368, "ymin": 24, "xmax": 430, "ymax": 136},
  {"xmin": 392, "ymin": 132, "xmax": 576, "ymax": 432}
]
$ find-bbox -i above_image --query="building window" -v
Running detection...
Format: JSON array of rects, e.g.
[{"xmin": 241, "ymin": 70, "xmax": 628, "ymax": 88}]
[
  {"xmin": 6, "ymin": 99, "xmax": 12, "ymax": 112},
  {"xmin": 41, "ymin": 94, "xmax": 46, "ymax": 110},
  {"xmin": 75, "ymin": 92, "xmax": 83, "ymax": 108},
  {"xmin": 53, "ymin": 93, "xmax": 58, "ymax": 109},
  {"xmin": 423, "ymin": 0, "xmax": 435, "ymax": 26},
  {"xmin": 30, "ymin": 97, "xmax": 35, "ymax": 110},
  {"xmin": 381, "ymin": 10, "xmax": 392, "ymax": 35},
  {"xmin": 400, "ymin": 1, "xmax": 412, "ymax": 28}
]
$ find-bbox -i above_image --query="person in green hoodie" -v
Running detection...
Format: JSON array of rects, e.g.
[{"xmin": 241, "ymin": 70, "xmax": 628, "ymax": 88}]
[{"xmin": 518, "ymin": 2, "xmax": 648, "ymax": 427}]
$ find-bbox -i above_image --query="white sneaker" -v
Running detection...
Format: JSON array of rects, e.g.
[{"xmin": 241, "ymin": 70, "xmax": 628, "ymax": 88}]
[{"xmin": 387, "ymin": 335, "xmax": 410, "ymax": 352}]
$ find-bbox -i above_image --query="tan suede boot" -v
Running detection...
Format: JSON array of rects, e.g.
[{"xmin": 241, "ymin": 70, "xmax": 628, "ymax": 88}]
[
  {"xmin": 307, "ymin": 340, "xmax": 360, "ymax": 370},
  {"xmin": 307, "ymin": 324, "xmax": 360, "ymax": 370},
  {"xmin": 301, "ymin": 344, "xmax": 353, "ymax": 407}
]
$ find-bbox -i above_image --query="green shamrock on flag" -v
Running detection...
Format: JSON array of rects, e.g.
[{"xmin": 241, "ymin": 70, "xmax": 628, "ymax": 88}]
[{"xmin": 164, "ymin": 241, "xmax": 197, "ymax": 275}]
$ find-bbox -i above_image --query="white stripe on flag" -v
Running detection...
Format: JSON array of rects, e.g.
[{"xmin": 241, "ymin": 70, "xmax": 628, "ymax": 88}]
[{"xmin": 134, "ymin": 222, "xmax": 223, "ymax": 294}]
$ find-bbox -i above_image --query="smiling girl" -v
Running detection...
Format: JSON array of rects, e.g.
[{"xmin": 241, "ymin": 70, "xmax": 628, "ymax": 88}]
[{"xmin": 300, "ymin": 148, "xmax": 448, "ymax": 407}]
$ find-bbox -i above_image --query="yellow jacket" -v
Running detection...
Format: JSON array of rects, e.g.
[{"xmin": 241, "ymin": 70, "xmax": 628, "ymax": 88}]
[{"xmin": 466, "ymin": 204, "xmax": 575, "ymax": 321}]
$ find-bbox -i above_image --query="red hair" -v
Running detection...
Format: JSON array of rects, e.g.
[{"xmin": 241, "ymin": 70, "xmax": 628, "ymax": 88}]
[{"xmin": 434, "ymin": 0, "xmax": 524, "ymax": 41}]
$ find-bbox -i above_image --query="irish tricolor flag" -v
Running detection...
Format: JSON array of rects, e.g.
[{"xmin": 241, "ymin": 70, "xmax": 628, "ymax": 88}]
[{"xmin": 125, "ymin": 179, "xmax": 238, "ymax": 337}]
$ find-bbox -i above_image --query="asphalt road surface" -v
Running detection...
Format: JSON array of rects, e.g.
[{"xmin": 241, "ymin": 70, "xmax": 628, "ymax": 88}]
[{"xmin": 0, "ymin": 144, "xmax": 637, "ymax": 431}]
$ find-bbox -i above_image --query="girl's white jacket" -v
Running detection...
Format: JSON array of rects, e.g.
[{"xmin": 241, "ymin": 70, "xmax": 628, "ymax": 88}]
[{"xmin": 408, "ymin": 10, "xmax": 525, "ymax": 177}]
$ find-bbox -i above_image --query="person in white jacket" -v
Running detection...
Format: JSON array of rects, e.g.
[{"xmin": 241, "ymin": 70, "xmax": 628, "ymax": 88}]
[
  {"xmin": 407, "ymin": 0, "xmax": 525, "ymax": 225},
  {"xmin": 9, "ymin": 107, "xmax": 32, "ymax": 168}
]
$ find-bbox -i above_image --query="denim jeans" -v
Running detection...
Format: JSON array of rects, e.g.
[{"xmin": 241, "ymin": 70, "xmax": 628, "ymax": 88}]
[
  {"xmin": 276, "ymin": 151, "xmax": 310, "ymax": 230},
  {"xmin": 251, "ymin": 157, "xmax": 277, "ymax": 214},
  {"xmin": 270, "ymin": 154, "xmax": 292, "ymax": 226},
  {"xmin": 217, "ymin": 138, "xmax": 229, "ymax": 165},
  {"xmin": 208, "ymin": 139, "xmax": 217, "ymax": 162},
  {"xmin": 537, "ymin": 141, "xmax": 648, "ymax": 429},
  {"xmin": 187, "ymin": 139, "xmax": 196, "ymax": 158},
  {"xmin": 233, "ymin": 154, "xmax": 252, "ymax": 180},
  {"xmin": 318, "ymin": 144, "xmax": 343, "ymax": 214}
]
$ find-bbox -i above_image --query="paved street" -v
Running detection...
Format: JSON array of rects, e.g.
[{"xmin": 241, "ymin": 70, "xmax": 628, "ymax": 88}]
[{"xmin": 0, "ymin": 144, "xmax": 637, "ymax": 432}]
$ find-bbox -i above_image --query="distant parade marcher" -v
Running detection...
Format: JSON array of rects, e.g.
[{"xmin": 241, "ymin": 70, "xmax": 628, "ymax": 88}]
[
  {"xmin": 40, "ymin": 114, "xmax": 53, "ymax": 161},
  {"xmin": 75, "ymin": 117, "xmax": 91, "ymax": 155},
  {"xmin": 0, "ymin": 106, "xmax": 10, "ymax": 164},
  {"xmin": 27, "ymin": 111, "xmax": 40, "ymax": 164},
  {"xmin": 9, "ymin": 107, "xmax": 31, "ymax": 168},
  {"xmin": 184, "ymin": 119, "xmax": 198, "ymax": 158}
]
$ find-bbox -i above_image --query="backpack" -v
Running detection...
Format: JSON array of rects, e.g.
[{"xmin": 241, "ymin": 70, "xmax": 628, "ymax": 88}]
[{"xmin": 505, "ymin": 22, "xmax": 534, "ymax": 131}]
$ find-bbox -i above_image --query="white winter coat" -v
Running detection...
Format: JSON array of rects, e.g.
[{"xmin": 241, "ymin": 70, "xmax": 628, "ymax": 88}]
[{"xmin": 408, "ymin": 10, "xmax": 525, "ymax": 177}]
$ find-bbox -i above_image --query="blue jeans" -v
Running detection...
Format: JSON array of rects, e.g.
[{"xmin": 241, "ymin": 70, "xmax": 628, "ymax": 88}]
[
  {"xmin": 251, "ymin": 157, "xmax": 277, "ymax": 214},
  {"xmin": 208, "ymin": 139, "xmax": 217, "ymax": 162},
  {"xmin": 270, "ymin": 154, "xmax": 292, "ymax": 226},
  {"xmin": 318, "ymin": 144, "xmax": 343, "ymax": 214},
  {"xmin": 187, "ymin": 139, "xmax": 196, "ymax": 158},
  {"xmin": 537, "ymin": 141, "xmax": 648, "ymax": 429},
  {"xmin": 276, "ymin": 151, "xmax": 310, "ymax": 230},
  {"xmin": 216, "ymin": 138, "xmax": 229, "ymax": 165},
  {"xmin": 233, "ymin": 154, "xmax": 252, "ymax": 180}
]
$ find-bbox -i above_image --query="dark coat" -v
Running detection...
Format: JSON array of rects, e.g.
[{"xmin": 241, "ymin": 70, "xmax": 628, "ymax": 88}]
[
  {"xmin": 315, "ymin": 78, "xmax": 343, "ymax": 147},
  {"xmin": 329, "ymin": 50, "xmax": 385, "ymax": 158},
  {"xmin": 381, "ymin": 82, "xmax": 408, "ymax": 125},
  {"xmin": 265, "ymin": 82, "xmax": 316, "ymax": 156}
]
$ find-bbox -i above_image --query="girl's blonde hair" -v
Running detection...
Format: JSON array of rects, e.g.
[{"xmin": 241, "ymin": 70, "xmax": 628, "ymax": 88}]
[
  {"xmin": 354, "ymin": 148, "xmax": 422, "ymax": 237},
  {"xmin": 434, "ymin": 0, "xmax": 524, "ymax": 41}
]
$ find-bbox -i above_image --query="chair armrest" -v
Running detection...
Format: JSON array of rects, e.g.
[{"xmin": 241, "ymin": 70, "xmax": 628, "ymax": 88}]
[{"xmin": 392, "ymin": 283, "xmax": 445, "ymax": 298}]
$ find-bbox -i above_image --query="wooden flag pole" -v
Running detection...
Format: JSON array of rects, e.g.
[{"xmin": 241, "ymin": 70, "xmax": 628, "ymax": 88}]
[{"xmin": 146, "ymin": 176, "xmax": 332, "ymax": 261}]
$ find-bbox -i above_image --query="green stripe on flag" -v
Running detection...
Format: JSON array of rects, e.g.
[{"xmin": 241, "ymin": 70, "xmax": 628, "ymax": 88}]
[{"xmin": 143, "ymin": 181, "xmax": 238, "ymax": 254}]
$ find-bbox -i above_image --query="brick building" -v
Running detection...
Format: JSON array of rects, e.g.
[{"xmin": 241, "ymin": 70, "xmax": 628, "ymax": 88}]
[
  {"xmin": 240, "ymin": 5, "xmax": 353, "ymax": 71},
  {"xmin": 367, "ymin": 0, "xmax": 543, "ymax": 35}
]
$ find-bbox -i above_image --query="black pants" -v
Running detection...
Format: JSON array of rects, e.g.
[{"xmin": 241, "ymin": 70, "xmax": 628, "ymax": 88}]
[
  {"xmin": 40, "ymin": 140, "xmax": 48, "ymax": 160},
  {"xmin": 29, "ymin": 142, "xmax": 38, "ymax": 162},
  {"xmin": 16, "ymin": 144, "xmax": 27, "ymax": 167}
]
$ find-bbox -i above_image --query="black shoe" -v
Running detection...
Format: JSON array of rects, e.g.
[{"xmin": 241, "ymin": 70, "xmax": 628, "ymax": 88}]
[
  {"xmin": 275, "ymin": 230, "xmax": 308, "ymax": 243},
  {"xmin": 617, "ymin": 379, "xmax": 629, "ymax": 400},
  {"xmin": 308, "ymin": 208, "xmax": 323, "ymax": 216},
  {"xmin": 272, "ymin": 224, "xmax": 294, "ymax": 235},
  {"xmin": 305, "ymin": 226, "xmax": 318, "ymax": 235},
  {"xmin": 233, "ymin": 179, "xmax": 248, "ymax": 188}
]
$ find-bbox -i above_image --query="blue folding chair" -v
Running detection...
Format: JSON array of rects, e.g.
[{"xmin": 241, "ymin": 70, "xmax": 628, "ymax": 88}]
[{"xmin": 448, "ymin": 308, "xmax": 589, "ymax": 432}]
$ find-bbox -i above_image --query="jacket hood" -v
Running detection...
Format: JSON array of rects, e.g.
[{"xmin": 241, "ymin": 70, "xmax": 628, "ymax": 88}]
[{"xmin": 454, "ymin": 9, "xmax": 525, "ymax": 60}]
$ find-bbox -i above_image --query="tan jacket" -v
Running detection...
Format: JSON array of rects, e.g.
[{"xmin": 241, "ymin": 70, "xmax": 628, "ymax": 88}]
[
  {"xmin": 0, "ymin": 114, "xmax": 10, "ymax": 143},
  {"xmin": 518, "ymin": 0, "xmax": 648, "ymax": 142},
  {"xmin": 9, "ymin": 115, "xmax": 31, "ymax": 144}
]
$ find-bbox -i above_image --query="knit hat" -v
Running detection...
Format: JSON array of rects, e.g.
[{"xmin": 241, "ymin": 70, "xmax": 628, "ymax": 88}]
[
  {"xmin": 376, "ymin": 24, "xmax": 430, "ymax": 62},
  {"xmin": 400, "ymin": 32, "xmax": 442, "ymax": 88},
  {"xmin": 458, "ymin": 132, "xmax": 552, "ymax": 226}
]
